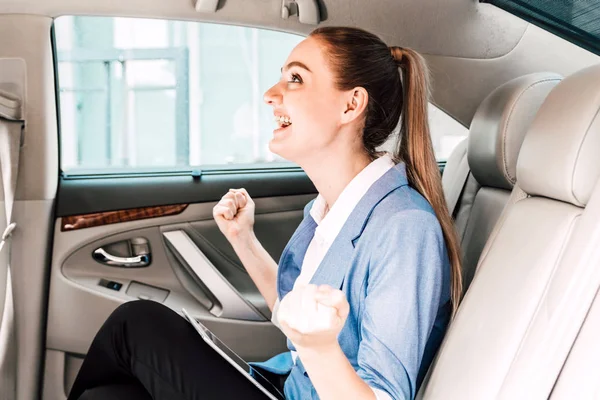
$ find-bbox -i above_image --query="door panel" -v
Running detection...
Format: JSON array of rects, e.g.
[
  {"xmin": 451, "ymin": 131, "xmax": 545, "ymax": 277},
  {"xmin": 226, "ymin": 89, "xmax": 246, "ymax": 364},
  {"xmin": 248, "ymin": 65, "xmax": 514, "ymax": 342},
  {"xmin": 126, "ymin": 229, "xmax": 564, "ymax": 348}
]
[
  {"xmin": 43, "ymin": 350, "xmax": 84, "ymax": 400},
  {"xmin": 57, "ymin": 168, "xmax": 315, "ymax": 216},
  {"xmin": 45, "ymin": 176, "xmax": 315, "ymax": 399}
]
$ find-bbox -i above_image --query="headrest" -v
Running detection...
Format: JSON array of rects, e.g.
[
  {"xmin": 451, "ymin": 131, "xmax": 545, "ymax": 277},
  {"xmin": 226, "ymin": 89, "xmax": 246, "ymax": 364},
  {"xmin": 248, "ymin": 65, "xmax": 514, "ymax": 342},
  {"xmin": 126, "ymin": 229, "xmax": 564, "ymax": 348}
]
[
  {"xmin": 518, "ymin": 64, "xmax": 600, "ymax": 207},
  {"xmin": 468, "ymin": 73, "xmax": 562, "ymax": 190}
]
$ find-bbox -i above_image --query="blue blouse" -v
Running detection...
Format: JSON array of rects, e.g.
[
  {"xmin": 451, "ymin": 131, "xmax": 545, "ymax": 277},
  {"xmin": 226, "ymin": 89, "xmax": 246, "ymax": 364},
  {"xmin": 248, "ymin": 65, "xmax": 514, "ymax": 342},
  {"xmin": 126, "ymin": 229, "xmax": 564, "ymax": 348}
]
[{"xmin": 252, "ymin": 162, "xmax": 451, "ymax": 400}]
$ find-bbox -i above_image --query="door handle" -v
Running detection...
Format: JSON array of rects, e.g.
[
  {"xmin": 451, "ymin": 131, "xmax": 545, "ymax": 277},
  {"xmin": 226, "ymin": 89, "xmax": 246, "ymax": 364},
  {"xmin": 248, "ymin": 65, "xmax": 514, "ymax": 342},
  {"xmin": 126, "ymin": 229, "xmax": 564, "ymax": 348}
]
[
  {"xmin": 93, "ymin": 237, "xmax": 151, "ymax": 268},
  {"xmin": 93, "ymin": 248, "xmax": 150, "ymax": 267}
]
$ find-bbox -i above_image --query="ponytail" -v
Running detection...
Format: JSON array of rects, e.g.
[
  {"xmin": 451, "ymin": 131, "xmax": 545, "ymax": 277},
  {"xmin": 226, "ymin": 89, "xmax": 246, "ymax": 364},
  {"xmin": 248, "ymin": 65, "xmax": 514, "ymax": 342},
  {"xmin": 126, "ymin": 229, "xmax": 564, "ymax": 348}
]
[
  {"xmin": 310, "ymin": 28, "xmax": 463, "ymax": 315},
  {"xmin": 391, "ymin": 47, "xmax": 463, "ymax": 315}
]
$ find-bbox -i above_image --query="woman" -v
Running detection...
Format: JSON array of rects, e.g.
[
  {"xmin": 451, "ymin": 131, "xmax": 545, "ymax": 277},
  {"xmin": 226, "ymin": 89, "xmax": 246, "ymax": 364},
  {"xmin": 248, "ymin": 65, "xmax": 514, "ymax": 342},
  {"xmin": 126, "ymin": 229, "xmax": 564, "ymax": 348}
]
[{"xmin": 68, "ymin": 26, "xmax": 461, "ymax": 400}]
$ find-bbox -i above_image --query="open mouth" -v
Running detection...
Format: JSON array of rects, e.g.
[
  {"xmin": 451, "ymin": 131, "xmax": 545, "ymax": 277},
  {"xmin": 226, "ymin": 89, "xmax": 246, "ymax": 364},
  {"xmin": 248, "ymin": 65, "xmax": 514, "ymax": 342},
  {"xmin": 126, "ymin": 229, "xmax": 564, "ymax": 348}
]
[{"xmin": 274, "ymin": 115, "xmax": 292, "ymax": 129}]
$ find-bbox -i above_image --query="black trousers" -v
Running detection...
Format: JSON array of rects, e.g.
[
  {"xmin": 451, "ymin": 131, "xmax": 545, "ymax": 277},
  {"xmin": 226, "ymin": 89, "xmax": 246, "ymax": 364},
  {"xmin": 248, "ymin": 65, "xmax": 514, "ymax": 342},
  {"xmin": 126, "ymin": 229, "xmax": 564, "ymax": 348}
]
[{"xmin": 68, "ymin": 300, "xmax": 282, "ymax": 400}]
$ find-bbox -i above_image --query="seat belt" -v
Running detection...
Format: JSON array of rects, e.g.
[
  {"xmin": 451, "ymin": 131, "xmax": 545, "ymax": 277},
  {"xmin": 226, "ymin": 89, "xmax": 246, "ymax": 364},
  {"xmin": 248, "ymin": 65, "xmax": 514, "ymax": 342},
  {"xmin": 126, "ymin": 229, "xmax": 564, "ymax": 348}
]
[
  {"xmin": 0, "ymin": 89, "xmax": 23, "ymax": 254},
  {"xmin": 443, "ymin": 139, "xmax": 470, "ymax": 218},
  {"xmin": 448, "ymin": 162, "xmax": 470, "ymax": 218},
  {"xmin": 0, "ymin": 89, "xmax": 24, "ymax": 400}
]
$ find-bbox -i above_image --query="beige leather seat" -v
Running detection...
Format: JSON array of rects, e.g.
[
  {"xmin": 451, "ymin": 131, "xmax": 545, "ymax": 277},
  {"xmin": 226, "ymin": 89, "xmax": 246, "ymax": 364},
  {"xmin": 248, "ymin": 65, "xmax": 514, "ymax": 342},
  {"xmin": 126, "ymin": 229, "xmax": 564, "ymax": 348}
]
[
  {"xmin": 442, "ymin": 72, "xmax": 562, "ymax": 291},
  {"xmin": 496, "ymin": 63, "xmax": 600, "ymax": 400},
  {"xmin": 551, "ymin": 288, "xmax": 600, "ymax": 399},
  {"xmin": 419, "ymin": 63, "xmax": 600, "ymax": 400}
]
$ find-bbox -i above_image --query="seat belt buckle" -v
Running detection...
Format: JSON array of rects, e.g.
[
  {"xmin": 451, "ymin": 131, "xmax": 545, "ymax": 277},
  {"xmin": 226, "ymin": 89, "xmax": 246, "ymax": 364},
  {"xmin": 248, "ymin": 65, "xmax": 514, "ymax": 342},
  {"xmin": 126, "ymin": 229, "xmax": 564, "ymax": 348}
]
[{"xmin": 0, "ymin": 222, "xmax": 16, "ymax": 252}]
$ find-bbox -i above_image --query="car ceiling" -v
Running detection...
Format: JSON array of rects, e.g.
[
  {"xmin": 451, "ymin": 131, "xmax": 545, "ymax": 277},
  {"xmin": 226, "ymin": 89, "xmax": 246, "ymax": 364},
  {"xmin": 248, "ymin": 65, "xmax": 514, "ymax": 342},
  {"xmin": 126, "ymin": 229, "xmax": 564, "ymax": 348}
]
[
  {"xmin": 0, "ymin": 0, "xmax": 528, "ymax": 58},
  {"xmin": 0, "ymin": 0, "xmax": 598, "ymax": 126}
]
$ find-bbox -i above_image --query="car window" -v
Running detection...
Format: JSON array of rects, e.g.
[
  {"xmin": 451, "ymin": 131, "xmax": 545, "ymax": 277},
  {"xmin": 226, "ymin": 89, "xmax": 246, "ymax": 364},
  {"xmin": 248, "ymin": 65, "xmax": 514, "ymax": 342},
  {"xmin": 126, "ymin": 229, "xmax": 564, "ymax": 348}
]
[
  {"xmin": 54, "ymin": 16, "xmax": 304, "ymax": 174},
  {"xmin": 429, "ymin": 104, "xmax": 468, "ymax": 161}
]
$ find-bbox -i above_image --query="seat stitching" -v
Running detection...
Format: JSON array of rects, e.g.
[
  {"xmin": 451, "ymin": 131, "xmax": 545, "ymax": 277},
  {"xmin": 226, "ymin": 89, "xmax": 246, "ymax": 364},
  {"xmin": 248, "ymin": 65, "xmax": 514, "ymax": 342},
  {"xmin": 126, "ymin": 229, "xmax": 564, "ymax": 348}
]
[
  {"xmin": 548, "ymin": 283, "xmax": 600, "ymax": 397},
  {"xmin": 570, "ymin": 106, "xmax": 600, "ymax": 205}
]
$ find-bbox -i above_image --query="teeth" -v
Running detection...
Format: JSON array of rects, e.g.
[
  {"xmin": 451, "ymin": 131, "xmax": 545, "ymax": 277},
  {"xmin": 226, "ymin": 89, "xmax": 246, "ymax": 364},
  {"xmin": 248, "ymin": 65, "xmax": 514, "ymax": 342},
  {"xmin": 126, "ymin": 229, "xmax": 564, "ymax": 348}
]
[{"xmin": 274, "ymin": 116, "xmax": 292, "ymax": 125}]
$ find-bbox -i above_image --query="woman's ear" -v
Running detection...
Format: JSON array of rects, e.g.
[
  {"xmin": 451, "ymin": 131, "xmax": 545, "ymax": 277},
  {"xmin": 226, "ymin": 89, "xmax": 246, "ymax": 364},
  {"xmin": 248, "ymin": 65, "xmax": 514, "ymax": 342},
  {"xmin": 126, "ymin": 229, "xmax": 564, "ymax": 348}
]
[{"xmin": 341, "ymin": 87, "xmax": 368, "ymax": 125}]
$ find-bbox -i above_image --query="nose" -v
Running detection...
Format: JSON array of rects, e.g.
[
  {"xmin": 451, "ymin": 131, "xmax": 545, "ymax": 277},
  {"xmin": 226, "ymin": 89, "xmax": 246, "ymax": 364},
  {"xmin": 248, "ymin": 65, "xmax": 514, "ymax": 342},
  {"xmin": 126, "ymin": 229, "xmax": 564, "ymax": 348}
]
[{"xmin": 263, "ymin": 82, "xmax": 282, "ymax": 106}]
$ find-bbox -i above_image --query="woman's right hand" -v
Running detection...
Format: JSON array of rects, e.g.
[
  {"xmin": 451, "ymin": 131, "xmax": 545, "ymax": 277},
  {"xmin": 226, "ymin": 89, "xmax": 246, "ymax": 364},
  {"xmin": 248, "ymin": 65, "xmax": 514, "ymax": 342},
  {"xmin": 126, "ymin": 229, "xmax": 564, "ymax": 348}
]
[{"xmin": 213, "ymin": 188, "xmax": 256, "ymax": 244}]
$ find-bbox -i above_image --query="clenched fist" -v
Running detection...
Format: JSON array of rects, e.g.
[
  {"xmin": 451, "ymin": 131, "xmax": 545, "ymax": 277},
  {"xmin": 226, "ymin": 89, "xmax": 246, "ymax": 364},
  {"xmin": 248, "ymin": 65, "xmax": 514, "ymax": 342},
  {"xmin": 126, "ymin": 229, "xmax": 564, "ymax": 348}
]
[
  {"xmin": 278, "ymin": 284, "xmax": 350, "ymax": 351},
  {"xmin": 213, "ymin": 188, "xmax": 255, "ymax": 243}
]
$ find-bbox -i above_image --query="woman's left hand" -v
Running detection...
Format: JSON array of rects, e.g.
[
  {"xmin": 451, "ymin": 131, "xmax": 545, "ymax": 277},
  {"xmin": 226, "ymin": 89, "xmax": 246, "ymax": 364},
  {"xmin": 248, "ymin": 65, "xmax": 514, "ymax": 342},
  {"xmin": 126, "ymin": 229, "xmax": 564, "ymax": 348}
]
[{"xmin": 277, "ymin": 284, "xmax": 350, "ymax": 351}]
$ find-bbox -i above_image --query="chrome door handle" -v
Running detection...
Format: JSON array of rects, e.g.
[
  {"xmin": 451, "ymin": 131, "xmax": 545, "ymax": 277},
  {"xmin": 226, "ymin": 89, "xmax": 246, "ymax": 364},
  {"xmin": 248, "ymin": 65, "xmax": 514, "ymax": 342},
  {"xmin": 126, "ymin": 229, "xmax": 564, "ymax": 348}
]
[{"xmin": 93, "ymin": 247, "xmax": 150, "ymax": 268}]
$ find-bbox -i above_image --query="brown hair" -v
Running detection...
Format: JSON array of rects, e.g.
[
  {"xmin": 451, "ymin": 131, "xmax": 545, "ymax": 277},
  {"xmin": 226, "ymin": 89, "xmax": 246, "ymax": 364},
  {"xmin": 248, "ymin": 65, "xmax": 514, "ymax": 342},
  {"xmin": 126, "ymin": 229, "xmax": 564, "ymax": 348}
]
[{"xmin": 310, "ymin": 27, "xmax": 462, "ymax": 314}]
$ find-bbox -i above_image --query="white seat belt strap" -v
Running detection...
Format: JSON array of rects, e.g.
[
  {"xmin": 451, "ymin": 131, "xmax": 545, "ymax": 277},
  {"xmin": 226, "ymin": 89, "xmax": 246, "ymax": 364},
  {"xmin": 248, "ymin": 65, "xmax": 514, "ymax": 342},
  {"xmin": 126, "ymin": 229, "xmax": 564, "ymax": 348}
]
[
  {"xmin": 447, "ymin": 160, "xmax": 470, "ymax": 218},
  {"xmin": 0, "ymin": 89, "xmax": 24, "ymax": 254},
  {"xmin": 443, "ymin": 139, "xmax": 470, "ymax": 218}
]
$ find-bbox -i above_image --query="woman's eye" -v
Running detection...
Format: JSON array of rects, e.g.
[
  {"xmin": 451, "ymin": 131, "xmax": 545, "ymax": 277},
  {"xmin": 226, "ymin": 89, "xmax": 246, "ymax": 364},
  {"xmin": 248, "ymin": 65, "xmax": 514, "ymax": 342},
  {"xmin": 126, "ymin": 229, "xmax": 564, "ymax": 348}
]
[{"xmin": 289, "ymin": 73, "xmax": 303, "ymax": 84}]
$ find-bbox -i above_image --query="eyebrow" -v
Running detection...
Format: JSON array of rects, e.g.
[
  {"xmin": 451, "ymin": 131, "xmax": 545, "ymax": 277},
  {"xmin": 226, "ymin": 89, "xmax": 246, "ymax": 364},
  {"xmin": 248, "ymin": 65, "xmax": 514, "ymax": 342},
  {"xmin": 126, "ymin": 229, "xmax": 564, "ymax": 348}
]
[{"xmin": 281, "ymin": 61, "xmax": 312, "ymax": 73}]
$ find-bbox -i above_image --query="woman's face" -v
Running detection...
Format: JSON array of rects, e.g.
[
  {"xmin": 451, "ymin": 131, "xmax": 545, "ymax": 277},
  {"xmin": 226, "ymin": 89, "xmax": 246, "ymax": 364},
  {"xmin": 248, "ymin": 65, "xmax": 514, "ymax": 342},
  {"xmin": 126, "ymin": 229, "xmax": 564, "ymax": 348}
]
[{"xmin": 264, "ymin": 36, "xmax": 361, "ymax": 164}]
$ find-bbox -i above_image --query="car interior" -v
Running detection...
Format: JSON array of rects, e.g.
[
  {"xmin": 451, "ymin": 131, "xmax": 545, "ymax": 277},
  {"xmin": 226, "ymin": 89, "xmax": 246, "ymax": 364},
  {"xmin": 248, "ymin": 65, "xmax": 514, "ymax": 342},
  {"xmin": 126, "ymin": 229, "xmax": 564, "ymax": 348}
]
[{"xmin": 0, "ymin": 0, "xmax": 599, "ymax": 399}]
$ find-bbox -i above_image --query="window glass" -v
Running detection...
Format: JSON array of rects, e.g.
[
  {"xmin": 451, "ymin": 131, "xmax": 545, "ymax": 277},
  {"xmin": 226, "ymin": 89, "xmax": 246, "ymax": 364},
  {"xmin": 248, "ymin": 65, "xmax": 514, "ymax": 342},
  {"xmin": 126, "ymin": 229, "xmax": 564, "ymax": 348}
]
[
  {"xmin": 377, "ymin": 104, "xmax": 468, "ymax": 161},
  {"xmin": 428, "ymin": 104, "xmax": 468, "ymax": 161},
  {"xmin": 54, "ymin": 16, "xmax": 304, "ymax": 172}
]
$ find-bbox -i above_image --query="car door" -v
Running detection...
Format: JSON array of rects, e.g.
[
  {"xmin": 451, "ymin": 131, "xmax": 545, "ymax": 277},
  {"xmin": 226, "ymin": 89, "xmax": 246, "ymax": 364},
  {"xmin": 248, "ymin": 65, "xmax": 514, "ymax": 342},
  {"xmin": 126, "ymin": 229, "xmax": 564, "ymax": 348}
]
[{"xmin": 42, "ymin": 16, "xmax": 314, "ymax": 399}]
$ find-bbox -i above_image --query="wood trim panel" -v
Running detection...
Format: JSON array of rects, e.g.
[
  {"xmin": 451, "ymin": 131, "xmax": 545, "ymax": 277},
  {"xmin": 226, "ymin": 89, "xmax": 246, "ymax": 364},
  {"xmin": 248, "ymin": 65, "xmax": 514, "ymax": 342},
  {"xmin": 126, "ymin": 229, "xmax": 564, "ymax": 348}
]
[{"xmin": 61, "ymin": 204, "xmax": 189, "ymax": 232}]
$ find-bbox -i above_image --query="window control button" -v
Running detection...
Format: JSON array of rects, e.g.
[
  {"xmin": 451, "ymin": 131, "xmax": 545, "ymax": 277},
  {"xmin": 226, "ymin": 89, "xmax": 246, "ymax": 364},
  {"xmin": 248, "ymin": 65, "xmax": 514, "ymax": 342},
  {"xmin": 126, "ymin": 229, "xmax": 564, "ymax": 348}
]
[{"xmin": 104, "ymin": 281, "xmax": 122, "ymax": 291}]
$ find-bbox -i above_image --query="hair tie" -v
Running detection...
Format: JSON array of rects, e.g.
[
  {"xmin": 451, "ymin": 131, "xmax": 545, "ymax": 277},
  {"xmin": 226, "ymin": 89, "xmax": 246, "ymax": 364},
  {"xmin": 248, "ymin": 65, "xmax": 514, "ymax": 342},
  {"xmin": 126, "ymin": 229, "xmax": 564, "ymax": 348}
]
[{"xmin": 389, "ymin": 46, "xmax": 404, "ymax": 65}]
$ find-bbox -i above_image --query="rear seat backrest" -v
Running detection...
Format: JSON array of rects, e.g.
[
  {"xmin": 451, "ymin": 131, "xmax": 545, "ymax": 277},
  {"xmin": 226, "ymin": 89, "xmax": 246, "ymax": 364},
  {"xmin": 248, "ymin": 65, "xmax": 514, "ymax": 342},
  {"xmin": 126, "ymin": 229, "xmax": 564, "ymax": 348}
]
[
  {"xmin": 493, "ymin": 63, "xmax": 600, "ymax": 399},
  {"xmin": 419, "ymin": 64, "xmax": 600, "ymax": 400},
  {"xmin": 0, "ymin": 148, "xmax": 5, "ymax": 322},
  {"xmin": 442, "ymin": 73, "xmax": 562, "ymax": 291},
  {"xmin": 551, "ymin": 288, "xmax": 600, "ymax": 398}
]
